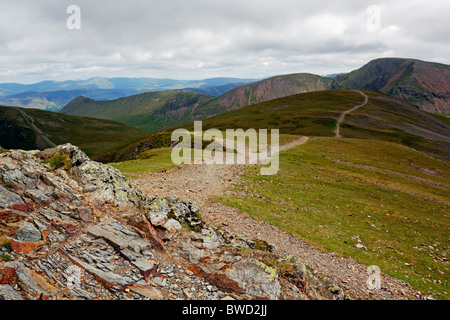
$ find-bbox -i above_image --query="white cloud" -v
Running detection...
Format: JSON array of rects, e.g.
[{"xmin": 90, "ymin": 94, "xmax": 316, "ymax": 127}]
[{"xmin": 0, "ymin": 0, "xmax": 449, "ymax": 83}]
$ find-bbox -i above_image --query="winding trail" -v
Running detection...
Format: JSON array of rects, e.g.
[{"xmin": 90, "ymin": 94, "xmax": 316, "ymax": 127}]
[
  {"xmin": 130, "ymin": 134, "xmax": 420, "ymax": 300},
  {"xmin": 334, "ymin": 90, "xmax": 369, "ymax": 138},
  {"xmin": 14, "ymin": 107, "xmax": 56, "ymax": 148}
]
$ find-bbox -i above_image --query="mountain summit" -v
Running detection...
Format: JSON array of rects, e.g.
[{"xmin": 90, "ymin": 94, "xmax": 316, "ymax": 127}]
[{"xmin": 331, "ymin": 58, "xmax": 450, "ymax": 113}]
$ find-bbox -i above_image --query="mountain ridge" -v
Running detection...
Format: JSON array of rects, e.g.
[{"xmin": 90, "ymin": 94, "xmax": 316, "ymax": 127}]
[
  {"xmin": 0, "ymin": 105, "xmax": 147, "ymax": 156},
  {"xmin": 331, "ymin": 57, "xmax": 450, "ymax": 113},
  {"xmin": 61, "ymin": 57, "xmax": 450, "ymax": 135}
]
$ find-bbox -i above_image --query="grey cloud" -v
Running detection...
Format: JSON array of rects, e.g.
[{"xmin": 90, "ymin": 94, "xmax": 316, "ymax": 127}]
[{"xmin": 0, "ymin": 0, "xmax": 449, "ymax": 83}]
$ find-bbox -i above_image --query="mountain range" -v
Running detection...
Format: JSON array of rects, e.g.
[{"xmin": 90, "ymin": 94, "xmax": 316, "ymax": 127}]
[
  {"xmin": 0, "ymin": 77, "xmax": 256, "ymax": 110},
  {"xmin": 2, "ymin": 58, "xmax": 449, "ymax": 116},
  {"xmin": 59, "ymin": 58, "xmax": 450, "ymax": 136},
  {"xmin": 1, "ymin": 57, "xmax": 448, "ymax": 302},
  {"xmin": 1, "ymin": 57, "xmax": 449, "ymax": 160}
]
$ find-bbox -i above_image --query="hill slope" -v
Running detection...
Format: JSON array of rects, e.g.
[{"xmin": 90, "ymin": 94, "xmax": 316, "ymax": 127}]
[
  {"xmin": 98, "ymin": 90, "xmax": 450, "ymax": 162},
  {"xmin": 331, "ymin": 58, "xmax": 450, "ymax": 113},
  {"xmin": 201, "ymin": 73, "xmax": 333, "ymax": 115},
  {"xmin": 61, "ymin": 91, "xmax": 215, "ymax": 133},
  {"xmin": 182, "ymin": 90, "xmax": 450, "ymax": 159},
  {"xmin": 0, "ymin": 105, "xmax": 147, "ymax": 156}
]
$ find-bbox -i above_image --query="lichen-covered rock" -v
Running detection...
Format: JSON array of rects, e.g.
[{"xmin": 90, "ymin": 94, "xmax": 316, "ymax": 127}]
[
  {"xmin": 36, "ymin": 143, "xmax": 89, "ymax": 167},
  {"xmin": 71, "ymin": 159, "xmax": 145, "ymax": 206},
  {"xmin": 147, "ymin": 197, "xmax": 171, "ymax": 226},
  {"xmin": 36, "ymin": 144, "xmax": 145, "ymax": 207},
  {"xmin": 224, "ymin": 259, "xmax": 282, "ymax": 299},
  {"xmin": 146, "ymin": 196, "xmax": 203, "ymax": 232}
]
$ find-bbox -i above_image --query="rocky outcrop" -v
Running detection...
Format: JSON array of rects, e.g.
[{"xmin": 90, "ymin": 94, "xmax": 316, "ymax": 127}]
[{"xmin": 0, "ymin": 144, "xmax": 348, "ymax": 300}]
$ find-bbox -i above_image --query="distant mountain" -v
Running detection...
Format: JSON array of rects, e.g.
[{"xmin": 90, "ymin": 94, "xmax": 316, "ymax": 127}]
[
  {"xmin": 0, "ymin": 105, "xmax": 147, "ymax": 156},
  {"xmin": 0, "ymin": 76, "xmax": 258, "ymax": 96},
  {"xmin": 201, "ymin": 73, "xmax": 333, "ymax": 115},
  {"xmin": 0, "ymin": 77, "xmax": 257, "ymax": 111},
  {"xmin": 323, "ymin": 73, "xmax": 344, "ymax": 78},
  {"xmin": 61, "ymin": 91, "xmax": 215, "ymax": 133},
  {"xmin": 61, "ymin": 74, "xmax": 334, "ymax": 133},
  {"xmin": 3, "ymin": 57, "xmax": 448, "ymax": 115},
  {"xmin": 0, "ymin": 88, "xmax": 147, "ymax": 111},
  {"xmin": 331, "ymin": 58, "xmax": 450, "ymax": 113}
]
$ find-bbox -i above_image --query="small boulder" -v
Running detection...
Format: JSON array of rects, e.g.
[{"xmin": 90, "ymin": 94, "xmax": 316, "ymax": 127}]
[{"xmin": 15, "ymin": 221, "xmax": 42, "ymax": 242}]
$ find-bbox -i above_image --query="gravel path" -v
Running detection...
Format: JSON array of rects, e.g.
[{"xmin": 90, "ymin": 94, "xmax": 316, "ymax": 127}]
[
  {"xmin": 334, "ymin": 90, "xmax": 369, "ymax": 138},
  {"xmin": 130, "ymin": 137, "xmax": 422, "ymax": 300}
]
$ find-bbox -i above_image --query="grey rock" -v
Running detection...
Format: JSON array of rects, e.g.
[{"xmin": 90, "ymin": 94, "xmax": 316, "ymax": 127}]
[
  {"xmin": 120, "ymin": 248, "xmax": 155, "ymax": 273},
  {"xmin": 48, "ymin": 230, "xmax": 66, "ymax": 243},
  {"xmin": 0, "ymin": 185, "xmax": 23, "ymax": 208},
  {"xmin": 147, "ymin": 196, "xmax": 203, "ymax": 232},
  {"xmin": 152, "ymin": 276, "xmax": 167, "ymax": 287},
  {"xmin": 69, "ymin": 255, "xmax": 134, "ymax": 286},
  {"xmin": 179, "ymin": 242, "xmax": 210, "ymax": 264},
  {"xmin": 15, "ymin": 221, "xmax": 42, "ymax": 242},
  {"xmin": 23, "ymin": 189, "xmax": 51, "ymax": 205},
  {"xmin": 15, "ymin": 264, "xmax": 57, "ymax": 299},
  {"xmin": 129, "ymin": 284, "xmax": 163, "ymax": 300},
  {"xmin": 147, "ymin": 197, "xmax": 171, "ymax": 226},
  {"xmin": 71, "ymin": 159, "xmax": 145, "ymax": 206},
  {"xmin": 0, "ymin": 284, "xmax": 24, "ymax": 300},
  {"xmin": 163, "ymin": 218, "xmax": 182, "ymax": 232},
  {"xmin": 87, "ymin": 219, "xmax": 150, "ymax": 252},
  {"xmin": 1, "ymin": 169, "xmax": 26, "ymax": 184},
  {"xmin": 71, "ymin": 287, "xmax": 96, "ymax": 300},
  {"xmin": 183, "ymin": 200, "xmax": 200, "ymax": 215},
  {"xmin": 225, "ymin": 259, "xmax": 282, "ymax": 299}
]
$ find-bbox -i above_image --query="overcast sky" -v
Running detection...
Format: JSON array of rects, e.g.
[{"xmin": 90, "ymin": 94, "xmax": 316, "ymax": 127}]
[{"xmin": 0, "ymin": 0, "xmax": 449, "ymax": 83}]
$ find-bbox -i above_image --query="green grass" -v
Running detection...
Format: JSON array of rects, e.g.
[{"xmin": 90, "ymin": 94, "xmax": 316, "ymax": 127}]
[
  {"xmin": 42, "ymin": 152, "xmax": 72, "ymax": 171},
  {"xmin": 109, "ymin": 147, "xmax": 179, "ymax": 177},
  {"xmin": 216, "ymin": 137, "xmax": 449, "ymax": 299},
  {"xmin": 108, "ymin": 132, "xmax": 302, "ymax": 176},
  {"xmin": 0, "ymin": 253, "xmax": 12, "ymax": 262}
]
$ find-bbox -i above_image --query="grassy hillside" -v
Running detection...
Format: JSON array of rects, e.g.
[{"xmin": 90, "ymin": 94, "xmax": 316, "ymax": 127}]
[
  {"xmin": 96, "ymin": 90, "xmax": 450, "ymax": 162},
  {"xmin": 61, "ymin": 91, "xmax": 215, "ymax": 133},
  {"xmin": 181, "ymin": 90, "xmax": 450, "ymax": 159},
  {"xmin": 60, "ymin": 74, "xmax": 333, "ymax": 134},
  {"xmin": 0, "ymin": 105, "xmax": 147, "ymax": 156},
  {"xmin": 217, "ymin": 137, "xmax": 449, "ymax": 299}
]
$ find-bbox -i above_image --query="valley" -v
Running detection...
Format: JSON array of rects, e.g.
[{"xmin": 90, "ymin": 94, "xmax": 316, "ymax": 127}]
[{"xmin": 1, "ymin": 56, "xmax": 449, "ymax": 301}]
